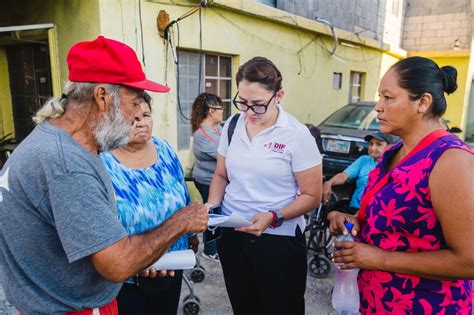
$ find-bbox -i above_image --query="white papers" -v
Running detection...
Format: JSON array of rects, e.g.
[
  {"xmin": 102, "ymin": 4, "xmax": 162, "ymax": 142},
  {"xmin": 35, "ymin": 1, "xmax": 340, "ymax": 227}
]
[
  {"xmin": 208, "ymin": 213, "xmax": 252, "ymax": 228},
  {"xmin": 150, "ymin": 250, "xmax": 196, "ymax": 270}
]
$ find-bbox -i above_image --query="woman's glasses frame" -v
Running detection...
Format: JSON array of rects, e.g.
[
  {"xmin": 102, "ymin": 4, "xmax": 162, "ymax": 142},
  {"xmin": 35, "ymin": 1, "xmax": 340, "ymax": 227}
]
[{"xmin": 232, "ymin": 92, "xmax": 276, "ymax": 114}]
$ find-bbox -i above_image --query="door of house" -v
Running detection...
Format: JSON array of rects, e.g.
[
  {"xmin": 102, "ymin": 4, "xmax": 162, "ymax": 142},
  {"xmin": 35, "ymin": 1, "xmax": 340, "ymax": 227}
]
[{"xmin": 6, "ymin": 44, "xmax": 52, "ymax": 141}]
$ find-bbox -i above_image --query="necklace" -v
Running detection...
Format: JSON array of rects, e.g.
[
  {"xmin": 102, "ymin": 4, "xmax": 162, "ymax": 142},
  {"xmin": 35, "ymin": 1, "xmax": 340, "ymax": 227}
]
[{"xmin": 212, "ymin": 126, "xmax": 221, "ymax": 136}]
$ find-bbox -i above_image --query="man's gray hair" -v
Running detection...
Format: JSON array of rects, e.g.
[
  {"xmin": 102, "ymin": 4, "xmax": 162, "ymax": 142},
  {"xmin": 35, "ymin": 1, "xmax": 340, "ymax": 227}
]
[{"xmin": 33, "ymin": 81, "xmax": 121, "ymax": 124}]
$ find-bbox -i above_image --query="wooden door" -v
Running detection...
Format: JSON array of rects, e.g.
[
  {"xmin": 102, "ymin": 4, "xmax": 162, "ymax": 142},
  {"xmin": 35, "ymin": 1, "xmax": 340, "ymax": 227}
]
[{"xmin": 6, "ymin": 44, "xmax": 52, "ymax": 141}]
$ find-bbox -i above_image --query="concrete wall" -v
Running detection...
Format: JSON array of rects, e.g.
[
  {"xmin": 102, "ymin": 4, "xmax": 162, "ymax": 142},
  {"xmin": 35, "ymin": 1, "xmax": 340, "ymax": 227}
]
[
  {"xmin": 383, "ymin": 0, "xmax": 405, "ymax": 48},
  {"xmin": 276, "ymin": 0, "xmax": 387, "ymax": 46},
  {"xmin": 402, "ymin": 0, "xmax": 472, "ymax": 51}
]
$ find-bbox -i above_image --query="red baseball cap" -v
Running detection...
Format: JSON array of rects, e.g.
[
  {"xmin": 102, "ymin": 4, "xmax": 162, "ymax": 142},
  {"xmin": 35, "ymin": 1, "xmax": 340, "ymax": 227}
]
[{"xmin": 66, "ymin": 36, "xmax": 170, "ymax": 93}]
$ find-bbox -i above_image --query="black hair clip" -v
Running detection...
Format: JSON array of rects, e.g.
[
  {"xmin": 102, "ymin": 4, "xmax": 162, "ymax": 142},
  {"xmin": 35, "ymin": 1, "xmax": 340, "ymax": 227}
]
[{"xmin": 60, "ymin": 93, "xmax": 69, "ymax": 100}]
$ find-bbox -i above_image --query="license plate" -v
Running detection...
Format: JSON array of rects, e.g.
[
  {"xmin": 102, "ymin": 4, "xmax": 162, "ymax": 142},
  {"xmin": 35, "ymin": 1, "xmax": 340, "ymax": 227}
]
[{"xmin": 325, "ymin": 139, "xmax": 351, "ymax": 154}]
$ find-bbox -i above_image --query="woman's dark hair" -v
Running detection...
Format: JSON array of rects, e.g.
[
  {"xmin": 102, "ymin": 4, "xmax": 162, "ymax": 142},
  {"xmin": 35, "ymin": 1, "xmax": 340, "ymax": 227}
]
[
  {"xmin": 191, "ymin": 93, "xmax": 223, "ymax": 133},
  {"xmin": 391, "ymin": 56, "xmax": 457, "ymax": 118},
  {"xmin": 142, "ymin": 91, "xmax": 152, "ymax": 112},
  {"xmin": 236, "ymin": 56, "xmax": 282, "ymax": 92}
]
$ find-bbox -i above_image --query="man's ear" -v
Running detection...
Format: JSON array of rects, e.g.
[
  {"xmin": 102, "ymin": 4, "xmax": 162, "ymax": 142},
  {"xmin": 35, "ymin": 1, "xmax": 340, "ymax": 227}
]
[
  {"xmin": 93, "ymin": 85, "xmax": 112, "ymax": 113},
  {"xmin": 417, "ymin": 93, "xmax": 433, "ymax": 115}
]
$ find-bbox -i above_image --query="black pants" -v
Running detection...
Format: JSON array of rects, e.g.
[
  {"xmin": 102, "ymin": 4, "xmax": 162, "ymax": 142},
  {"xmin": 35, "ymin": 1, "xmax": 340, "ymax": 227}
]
[
  {"xmin": 217, "ymin": 227, "xmax": 307, "ymax": 315},
  {"xmin": 117, "ymin": 270, "xmax": 183, "ymax": 315},
  {"xmin": 194, "ymin": 180, "xmax": 217, "ymax": 255}
]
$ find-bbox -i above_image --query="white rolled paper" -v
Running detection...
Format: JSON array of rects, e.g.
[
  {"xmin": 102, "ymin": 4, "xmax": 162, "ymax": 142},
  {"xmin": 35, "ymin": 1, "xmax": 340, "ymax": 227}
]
[
  {"xmin": 150, "ymin": 249, "xmax": 196, "ymax": 270},
  {"xmin": 208, "ymin": 212, "xmax": 252, "ymax": 228}
]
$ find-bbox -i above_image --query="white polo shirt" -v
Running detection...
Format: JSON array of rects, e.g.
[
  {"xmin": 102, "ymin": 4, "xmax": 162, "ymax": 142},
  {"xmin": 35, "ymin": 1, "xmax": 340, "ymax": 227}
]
[{"xmin": 217, "ymin": 107, "xmax": 322, "ymax": 237}]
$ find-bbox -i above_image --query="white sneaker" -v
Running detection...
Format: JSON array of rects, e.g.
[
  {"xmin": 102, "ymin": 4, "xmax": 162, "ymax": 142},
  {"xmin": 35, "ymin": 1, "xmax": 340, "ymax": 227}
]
[{"xmin": 202, "ymin": 253, "xmax": 220, "ymax": 262}]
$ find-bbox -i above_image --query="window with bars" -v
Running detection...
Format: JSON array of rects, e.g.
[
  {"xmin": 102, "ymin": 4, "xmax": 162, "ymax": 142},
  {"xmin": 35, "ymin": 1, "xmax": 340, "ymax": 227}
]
[
  {"xmin": 349, "ymin": 71, "xmax": 364, "ymax": 103},
  {"xmin": 176, "ymin": 50, "xmax": 232, "ymax": 150}
]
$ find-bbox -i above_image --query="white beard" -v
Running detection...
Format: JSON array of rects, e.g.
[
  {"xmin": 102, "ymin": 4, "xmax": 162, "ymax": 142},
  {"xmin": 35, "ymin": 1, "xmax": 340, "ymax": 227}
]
[{"xmin": 94, "ymin": 95, "xmax": 133, "ymax": 152}]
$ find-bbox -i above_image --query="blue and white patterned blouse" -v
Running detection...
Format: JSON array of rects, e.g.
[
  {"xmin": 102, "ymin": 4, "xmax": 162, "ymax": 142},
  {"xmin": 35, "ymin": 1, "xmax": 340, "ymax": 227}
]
[{"xmin": 100, "ymin": 136, "xmax": 190, "ymax": 253}]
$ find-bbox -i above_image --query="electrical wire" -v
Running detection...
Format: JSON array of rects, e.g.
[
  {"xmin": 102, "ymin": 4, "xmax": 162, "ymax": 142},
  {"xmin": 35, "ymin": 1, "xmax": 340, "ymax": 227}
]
[
  {"xmin": 133, "ymin": 0, "xmax": 138, "ymax": 50},
  {"xmin": 210, "ymin": 8, "xmax": 299, "ymax": 53},
  {"xmin": 138, "ymin": 0, "xmax": 146, "ymax": 66},
  {"xmin": 174, "ymin": 23, "xmax": 190, "ymax": 122},
  {"xmin": 164, "ymin": 6, "xmax": 202, "ymax": 121},
  {"xmin": 165, "ymin": 4, "xmax": 379, "ymax": 122},
  {"xmin": 119, "ymin": 0, "xmax": 125, "ymax": 42},
  {"xmin": 198, "ymin": 8, "xmax": 203, "ymax": 96},
  {"xmin": 151, "ymin": 0, "xmax": 201, "ymax": 8}
]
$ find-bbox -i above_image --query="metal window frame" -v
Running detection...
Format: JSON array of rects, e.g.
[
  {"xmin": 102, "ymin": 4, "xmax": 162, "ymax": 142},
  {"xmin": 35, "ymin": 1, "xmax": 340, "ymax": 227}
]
[
  {"xmin": 203, "ymin": 54, "xmax": 232, "ymax": 116},
  {"xmin": 349, "ymin": 71, "xmax": 363, "ymax": 103},
  {"xmin": 176, "ymin": 50, "xmax": 233, "ymax": 150},
  {"xmin": 332, "ymin": 72, "xmax": 342, "ymax": 90}
]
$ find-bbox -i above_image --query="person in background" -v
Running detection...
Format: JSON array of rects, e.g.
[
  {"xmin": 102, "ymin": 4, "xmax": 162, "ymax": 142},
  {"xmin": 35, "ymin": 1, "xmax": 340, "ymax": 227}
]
[
  {"xmin": 304, "ymin": 123, "xmax": 324, "ymax": 154},
  {"xmin": 100, "ymin": 92, "xmax": 198, "ymax": 315},
  {"xmin": 191, "ymin": 93, "xmax": 224, "ymax": 262},
  {"xmin": 329, "ymin": 56, "xmax": 473, "ymax": 314},
  {"xmin": 0, "ymin": 36, "xmax": 208, "ymax": 315},
  {"xmin": 322, "ymin": 131, "xmax": 395, "ymax": 220},
  {"xmin": 207, "ymin": 57, "xmax": 322, "ymax": 315}
]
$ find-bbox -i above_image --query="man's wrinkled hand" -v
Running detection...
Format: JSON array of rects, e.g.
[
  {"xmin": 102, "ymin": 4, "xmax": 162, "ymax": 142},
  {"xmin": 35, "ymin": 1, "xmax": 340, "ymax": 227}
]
[{"xmin": 177, "ymin": 203, "xmax": 209, "ymax": 233}]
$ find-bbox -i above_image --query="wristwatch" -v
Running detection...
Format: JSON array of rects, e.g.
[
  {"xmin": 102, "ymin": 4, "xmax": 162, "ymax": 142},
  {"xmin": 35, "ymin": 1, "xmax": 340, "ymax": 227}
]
[{"xmin": 269, "ymin": 209, "xmax": 284, "ymax": 228}]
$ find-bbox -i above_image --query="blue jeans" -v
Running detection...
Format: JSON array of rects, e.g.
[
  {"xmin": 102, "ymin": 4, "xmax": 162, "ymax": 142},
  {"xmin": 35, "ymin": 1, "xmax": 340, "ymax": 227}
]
[{"xmin": 194, "ymin": 181, "xmax": 217, "ymax": 255}]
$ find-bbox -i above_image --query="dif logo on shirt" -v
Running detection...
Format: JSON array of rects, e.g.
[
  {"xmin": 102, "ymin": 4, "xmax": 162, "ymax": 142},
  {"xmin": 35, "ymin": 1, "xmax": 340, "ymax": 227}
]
[{"xmin": 263, "ymin": 142, "xmax": 287, "ymax": 154}]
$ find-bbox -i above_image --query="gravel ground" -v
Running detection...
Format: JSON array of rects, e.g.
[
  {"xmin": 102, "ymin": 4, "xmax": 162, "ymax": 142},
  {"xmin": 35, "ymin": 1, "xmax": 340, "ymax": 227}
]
[
  {"xmin": 0, "ymin": 245, "xmax": 339, "ymax": 315},
  {"xmin": 178, "ymin": 248, "xmax": 338, "ymax": 315},
  {"xmin": 2, "ymin": 251, "xmax": 473, "ymax": 315}
]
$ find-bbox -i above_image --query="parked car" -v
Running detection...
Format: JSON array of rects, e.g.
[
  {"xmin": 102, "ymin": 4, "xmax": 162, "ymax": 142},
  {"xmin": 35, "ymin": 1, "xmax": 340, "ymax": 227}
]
[
  {"xmin": 317, "ymin": 102, "xmax": 462, "ymax": 180},
  {"xmin": 318, "ymin": 102, "xmax": 386, "ymax": 179}
]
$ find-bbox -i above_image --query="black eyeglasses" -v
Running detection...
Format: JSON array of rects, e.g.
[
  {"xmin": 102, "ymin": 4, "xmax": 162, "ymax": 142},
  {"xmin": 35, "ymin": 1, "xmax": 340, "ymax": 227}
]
[{"xmin": 232, "ymin": 92, "xmax": 276, "ymax": 114}]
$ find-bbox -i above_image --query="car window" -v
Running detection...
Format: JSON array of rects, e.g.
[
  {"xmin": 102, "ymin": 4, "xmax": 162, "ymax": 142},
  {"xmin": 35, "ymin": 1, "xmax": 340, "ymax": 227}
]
[
  {"xmin": 321, "ymin": 105, "xmax": 378, "ymax": 130},
  {"xmin": 361, "ymin": 110, "xmax": 380, "ymax": 131}
]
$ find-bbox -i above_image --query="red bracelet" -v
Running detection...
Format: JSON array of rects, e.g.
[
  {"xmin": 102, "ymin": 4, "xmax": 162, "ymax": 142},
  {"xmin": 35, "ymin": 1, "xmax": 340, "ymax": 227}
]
[{"xmin": 268, "ymin": 210, "xmax": 277, "ymax": 228}]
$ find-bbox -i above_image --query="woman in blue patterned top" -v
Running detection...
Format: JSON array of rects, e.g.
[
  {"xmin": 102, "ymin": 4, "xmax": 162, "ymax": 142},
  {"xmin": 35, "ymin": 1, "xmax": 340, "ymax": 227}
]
[{"xmin": 100, "ymin": 93, "xmax": 198, "ymax": 315}]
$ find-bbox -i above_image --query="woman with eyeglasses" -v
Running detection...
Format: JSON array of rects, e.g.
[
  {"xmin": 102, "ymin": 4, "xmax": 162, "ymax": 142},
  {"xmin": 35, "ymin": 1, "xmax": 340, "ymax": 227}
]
[
  {"xmin": 207, "ymin": 57, "xmax": 323, "ymax": 315},
  {"xmin": 191, "ymin": 93, "xmax": 224, "ymax": 262}
]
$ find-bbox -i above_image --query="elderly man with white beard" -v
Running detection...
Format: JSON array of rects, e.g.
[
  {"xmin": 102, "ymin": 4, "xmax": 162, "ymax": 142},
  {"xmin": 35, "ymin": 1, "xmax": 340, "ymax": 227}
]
[{"xmin": 0, "ymin": 36, "xmax": 208, "ymax": 315}]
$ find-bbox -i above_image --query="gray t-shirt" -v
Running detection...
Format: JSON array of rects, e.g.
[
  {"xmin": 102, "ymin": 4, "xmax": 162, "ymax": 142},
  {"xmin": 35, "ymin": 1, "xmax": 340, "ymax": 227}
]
[
  {"xmin": 192, "ymin": 125, "xmax": 222, "ymax": 185},
  {"xmin": 0, "ymin": 122, "xmax": 127, "ymax": 314}
]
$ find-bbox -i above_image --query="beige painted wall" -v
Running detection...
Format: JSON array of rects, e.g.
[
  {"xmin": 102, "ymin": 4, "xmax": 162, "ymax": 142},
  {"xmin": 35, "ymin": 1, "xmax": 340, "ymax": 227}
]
[
  {"xmin": 0, "ymin": 0, "xmax": 101, "ymax": 87},
  {"xmin": 431, "ymin": 56, "xmax": 471, "ymax": 130},
  {"xmin": 409, "ymin": 51, "xmax": 471, "ymax": 134},
  {"xmin": 0, "ymin": 48, "xmax": 13, "ymax": 138},
  {"xmin": 98, "ymin": 0, "xmax": 399, "ymax": 156},
  {"xmin": 0, "ymin": 0, "xmax": 101, "ymax": 139}
]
